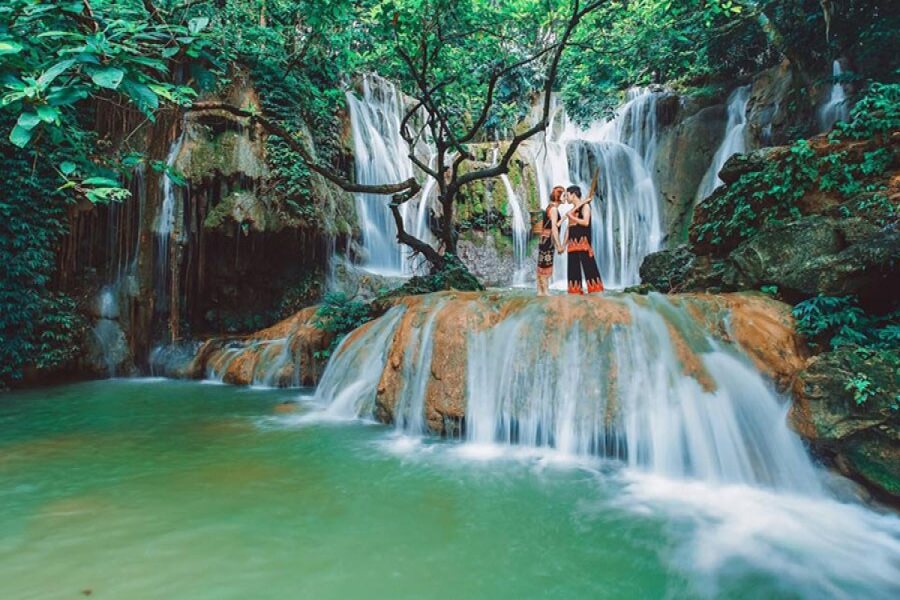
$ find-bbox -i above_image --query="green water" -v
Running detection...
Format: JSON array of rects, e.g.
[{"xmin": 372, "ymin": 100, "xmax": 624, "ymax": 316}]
[{"xmin": 1, "ymin": 380, "xmax": 897, "ymax": 599}]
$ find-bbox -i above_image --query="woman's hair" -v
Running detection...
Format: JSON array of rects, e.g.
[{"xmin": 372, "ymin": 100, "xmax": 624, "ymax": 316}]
[
  {"xmin": 550, "ymin": 186, "xmax": 565, "ymax": 203},
  {"xmin": 566, "ymin": 185, "xmax": 582, "ymax": 198}
]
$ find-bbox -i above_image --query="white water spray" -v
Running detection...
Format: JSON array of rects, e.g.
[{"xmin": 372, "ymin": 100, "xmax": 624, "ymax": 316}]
[
  {"xmin": 818, "ymin": 60, "xmax": 851, "ymax": 132},
  {"xmin": 695, "ymin": 85, "xmax": 751, "ymax": 203}
]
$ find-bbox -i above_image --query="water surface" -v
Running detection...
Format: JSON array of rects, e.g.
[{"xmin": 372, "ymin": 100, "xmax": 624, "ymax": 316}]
[{"xmin": 1, "ymin": 380, "xmax": 897, "ymax": 599}]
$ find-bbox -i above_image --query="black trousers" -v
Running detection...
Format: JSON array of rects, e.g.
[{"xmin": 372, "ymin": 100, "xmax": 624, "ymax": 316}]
[{"xmin": 567, "ymin": 251, "xmax": 604, "ymax": 294}]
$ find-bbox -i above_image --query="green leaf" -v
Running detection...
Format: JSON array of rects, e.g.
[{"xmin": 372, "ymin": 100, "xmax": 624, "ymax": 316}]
[
  {"xmin": 82, "ymin": 177, "xmax": 121, "ymax": 187},
  {"xmin": 46, "ymin": 85, "xmax": 89, "ymax": 107},
  {"xmin": 90, "ymin": 67, "xmax": 125, "ymax": 89},
  {"xmin": 9, "ymin": 124, "xmax": 34, "ymax": 147},
  {"xmin": 188, "ymin": 17, "xmax": 210, "ymax": 35},
  {"xmin": 16, "ymin": 112, "xmax": 41, "ymax": 130},
  {"xmin": 0, "ymin": 40, "xmax": 23, "ymax": 56},
  {"xmin": 60, "ymin": 161, "xmax": 77, "ymax": 176},
  {"xmin": 37, "ymin": 59, "xmax": 76, "ymax": 88},
  {"xmin": 121, "ymin": 79, "xmax": 159, "ymax": 116},
  {"xmin": 36, "ymin": 105, "xmax": 60, "ymax": 124}
]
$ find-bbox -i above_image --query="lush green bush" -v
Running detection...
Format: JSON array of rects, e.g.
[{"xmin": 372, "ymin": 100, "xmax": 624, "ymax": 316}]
[
  {"xmin": 0, "ymin": 135, "xmax": 86, "ymax": 386},
  {"xmin": 831, "ymin": 82, "xmax": 900, "ymax": 141},
  {"xmin": 794, "ymin": 295, "xmax": 899, "ymax": 408},
  {"xmin": 793, "ymin": 295, "xmax": 899, "ymax": 351},
  {"xmin": 313, "ymin": 292, "xmax": 375, "ymax": 359}
]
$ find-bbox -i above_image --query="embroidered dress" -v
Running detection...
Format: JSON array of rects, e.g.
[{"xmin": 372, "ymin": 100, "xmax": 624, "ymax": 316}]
[
  {"xmin": 536, "ymin": 206, "xmax": 556, "ymax": 277},
  {"xmin": 566, "ymin": 205, "xmax": 604, "ymax": 294}
]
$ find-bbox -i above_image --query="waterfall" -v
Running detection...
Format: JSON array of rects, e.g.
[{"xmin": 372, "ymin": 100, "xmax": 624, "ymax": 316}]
[
  {"xmin": 526, "ymin": 88, "xmax": 665, "ymax": 289},
  {"xmin": 314, "ymin": 293, "xmax": 816, "ymax": 490},
  {"xmin": 487, "ymin": 145, "xmax": 530, "ymax": 286},
  {"xmin": 695, "ymin": 85, "xmax": 751, "ymax": 203},
  {"xmin": 316, "ymin": 306, "xmax": 406, "ymax": 418},
  {"xmin": 153, "ymin": 131, "xmax": 186, "ymax": 320},
  {"xmin": 308, "ymin": 292, "xmax": 900, "ymax": 596},
  {"xmin": 818, "ymin": 60, "xmax": 851, "ymax": 132},
  {"xmin": 345, "ymin": 75, "xmax": 436, "ymax": 275}
]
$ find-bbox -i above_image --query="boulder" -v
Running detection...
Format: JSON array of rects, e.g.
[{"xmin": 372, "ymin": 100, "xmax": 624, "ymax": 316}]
[
  {"xmin": 728, "ymin": 217, "xmax": 899, "ymax": 301},
  {"xmin": 458, "ymin": 234, "xmax": 528, "ymax": 288},
  {"xmin": 654, "ymin": 104, "xmax": 727, "ymax": 241},
  {"xmin": 792, "ymin": 347, "xmax": 900, "ymax": 502}
]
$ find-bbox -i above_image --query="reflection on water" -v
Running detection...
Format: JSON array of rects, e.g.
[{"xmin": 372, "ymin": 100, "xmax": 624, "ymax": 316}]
[{"xmin": 1, "ymin": 380, "xmax": 898, "ymax": 600}]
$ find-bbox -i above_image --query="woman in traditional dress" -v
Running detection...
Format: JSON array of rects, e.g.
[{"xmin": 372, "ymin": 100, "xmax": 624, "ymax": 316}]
[
  {"xmin": 565, "ymin": 185, "xmax": 604, "ymax": 295},
  {"xmin": 535, "ymin": 186, "xmax": 567, "ymax": 296}
]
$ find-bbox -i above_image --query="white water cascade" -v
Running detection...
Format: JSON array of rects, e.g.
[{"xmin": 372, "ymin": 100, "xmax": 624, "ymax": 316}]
[
  {"xmin": 153, "ymin": 130, "xmax": 186, "ymax": 316},
  {"xmin": 818, "ymin": 60, "xmax": 851, "ymax": 132},
  {"xmin": 488, "ymin": 146, "xmax": 530, "ymax": 286},
  {"xmin": 309, "ymin": 293, "xmax": 900, "ymax": 597},
  {"xmin": 346, "ymin": 75, "xmax": 436, "ymax": 275},
  {"xmin": 525, "ymin": 89, "xmax": 665, "ymax": 289},
  {"xmin": 695, "ymin": 85, "xmax": 751, "ymax": 203}
]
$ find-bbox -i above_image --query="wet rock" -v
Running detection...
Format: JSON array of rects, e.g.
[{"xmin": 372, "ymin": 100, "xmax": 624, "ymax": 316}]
[
  {"xmin": 457, "ymin": 234, "xmax": 528, "ymax": 287},
  {"xmin": 728, "ymin": 217, "xmax": 899, "ymax": 300},
  {"xmin": 791, "ymin": 347, "xmax": 900, "ymax": 502},
  {"xmin": 654, "ymin": 104, "xmax": 727, "ymax": 241}
]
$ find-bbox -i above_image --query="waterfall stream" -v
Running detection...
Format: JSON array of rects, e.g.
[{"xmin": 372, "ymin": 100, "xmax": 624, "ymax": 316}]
[
  {"xmin": 153, "ymin": 130, "xmax": 186, "ymax": 321},
  {"xmin": 695, "ymin": 85, "xmax": 751, "ymax": 203},
  {"xmin": 345, "ymin": 75, "xmax": 437, "ymax": 275},
  {"xmin": 818, "ymin": 60, "xmax": 851, "ymax": 132}
]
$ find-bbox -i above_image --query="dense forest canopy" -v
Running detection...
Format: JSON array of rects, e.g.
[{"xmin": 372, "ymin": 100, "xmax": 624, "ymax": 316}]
[{"xmin": 1, "ymin": 0, "xmax": 898, "ymax": 385}]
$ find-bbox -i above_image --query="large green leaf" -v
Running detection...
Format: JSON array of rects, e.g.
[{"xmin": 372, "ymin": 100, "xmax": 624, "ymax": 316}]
[
  {"xmin": 121, "ymin": 79, "xmax": 159, "ymax": 116},
  {"xmin": 90, "ymin": 67, "xmax": 125, "ymax": 89},
  {"xmin": 0, "ymin": 40, "xmax": 23, "ymax": 56},
  {"xmin": 36, "ymin": 105, "xmax": 60, "ymax": 124},
  {"xmin": 45, "ymin": 85, "xmax": 89, "ymax": 107},
  {"xmin": 37, "ymin": 59, "xmax": 76, "ymax": 88},
  {"xmin": 16, "ymin": 112, "xmax": 41, "ymax": 130},
  {"xmin": 188, "ymin": 17, "xmax": 210, "ymax": 35},
  {"xmin": 9, "ymin": 124, "xmax": 34, "ymax": 147}
]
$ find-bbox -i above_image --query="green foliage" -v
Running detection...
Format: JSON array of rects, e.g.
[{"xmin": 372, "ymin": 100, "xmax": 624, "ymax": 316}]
[
  {"xmin": 0, "ymin": 0, "xmax": 216, "ymax": 202},
  {"xmin": 696, "ymin": 140, "xmax": 817, "ymax": 249},
  {"xmin": 793, "ymin": 295, "xmax": 899, "ymax": 351},
  {"xmin": 313, "ymin": 292, "xmax": 375, "ymax": 359},
  {"xmin": 795, "ymin": 296, "xmax": 899, "ymax": 408},
  {"xmin": 831, "ymin": 83, "xmax": 900, "ymax": 141},
  {"xmin": 696, "ymin": 94, "xmax": 897, "ymax": 251},
  {"xmin": 0, "ymin": 124, "xmax": 86, "ymax": 386}
]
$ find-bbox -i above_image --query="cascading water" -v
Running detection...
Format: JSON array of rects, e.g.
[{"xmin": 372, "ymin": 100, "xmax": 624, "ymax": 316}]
[
  {"xmin": 695, "ymin": 85, "xmax": 751, "ymax": 203},
  {"xmin": 310, "ymin": 292, "xmax": 900, "ymax": 596},
  {"xmin": 153, "ymin": 130, "xmax": 186, "ymax": 322},
  {"xmin": 345, "ymin": 75, "xmax": 436, "ymax": 275},
  {"xmin": 489, "ymin": 145, "xmax": 530, "ymax": 286},
  {"xmin": 818, "ymin": 60, "xmax": 851, "ymax": 132},
  {"xmin": 526, "ymin": 88, "xmax": 665, "ymax": 288},
  {"xmin": 316, "ymin": 306, "xmax": 406, "ymax": 419}
]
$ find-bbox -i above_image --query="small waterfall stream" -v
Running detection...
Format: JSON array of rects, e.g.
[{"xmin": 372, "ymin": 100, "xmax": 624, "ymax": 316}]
[
  {"xmin": 526, "ymin": 88, "xmax": 665, "ymax": 289},
  {"xmin": 695, "ymin": 85, "xmax": 751, "ymax": 203},
  {"xmin": 153, "ymin": 130, "xmax": 186, "ymax": 323},
  {"xmin": 346, "ymin": 75, "xmax": 437, "ymax": 275},
  {"xmin": 818, "ymin": 60, "xmax": 851, "ymax": 132}
]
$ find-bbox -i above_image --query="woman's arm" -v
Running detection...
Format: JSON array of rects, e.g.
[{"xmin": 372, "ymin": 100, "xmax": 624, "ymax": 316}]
[{"xmin": 550, "ymin": 207, "xmax": 564, "ymax": 251}]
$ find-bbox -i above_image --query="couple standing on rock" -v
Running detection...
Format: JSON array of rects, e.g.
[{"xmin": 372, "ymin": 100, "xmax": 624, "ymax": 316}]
[{"xmin": 535, "ymin": 171, "xmax": 605, "ymax": 296}]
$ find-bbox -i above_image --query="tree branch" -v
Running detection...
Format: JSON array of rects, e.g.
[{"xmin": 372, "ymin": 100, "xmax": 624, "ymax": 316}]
[{"xmin": 451, "ymin": 0, "xmax": 604, "ymax": 193}]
